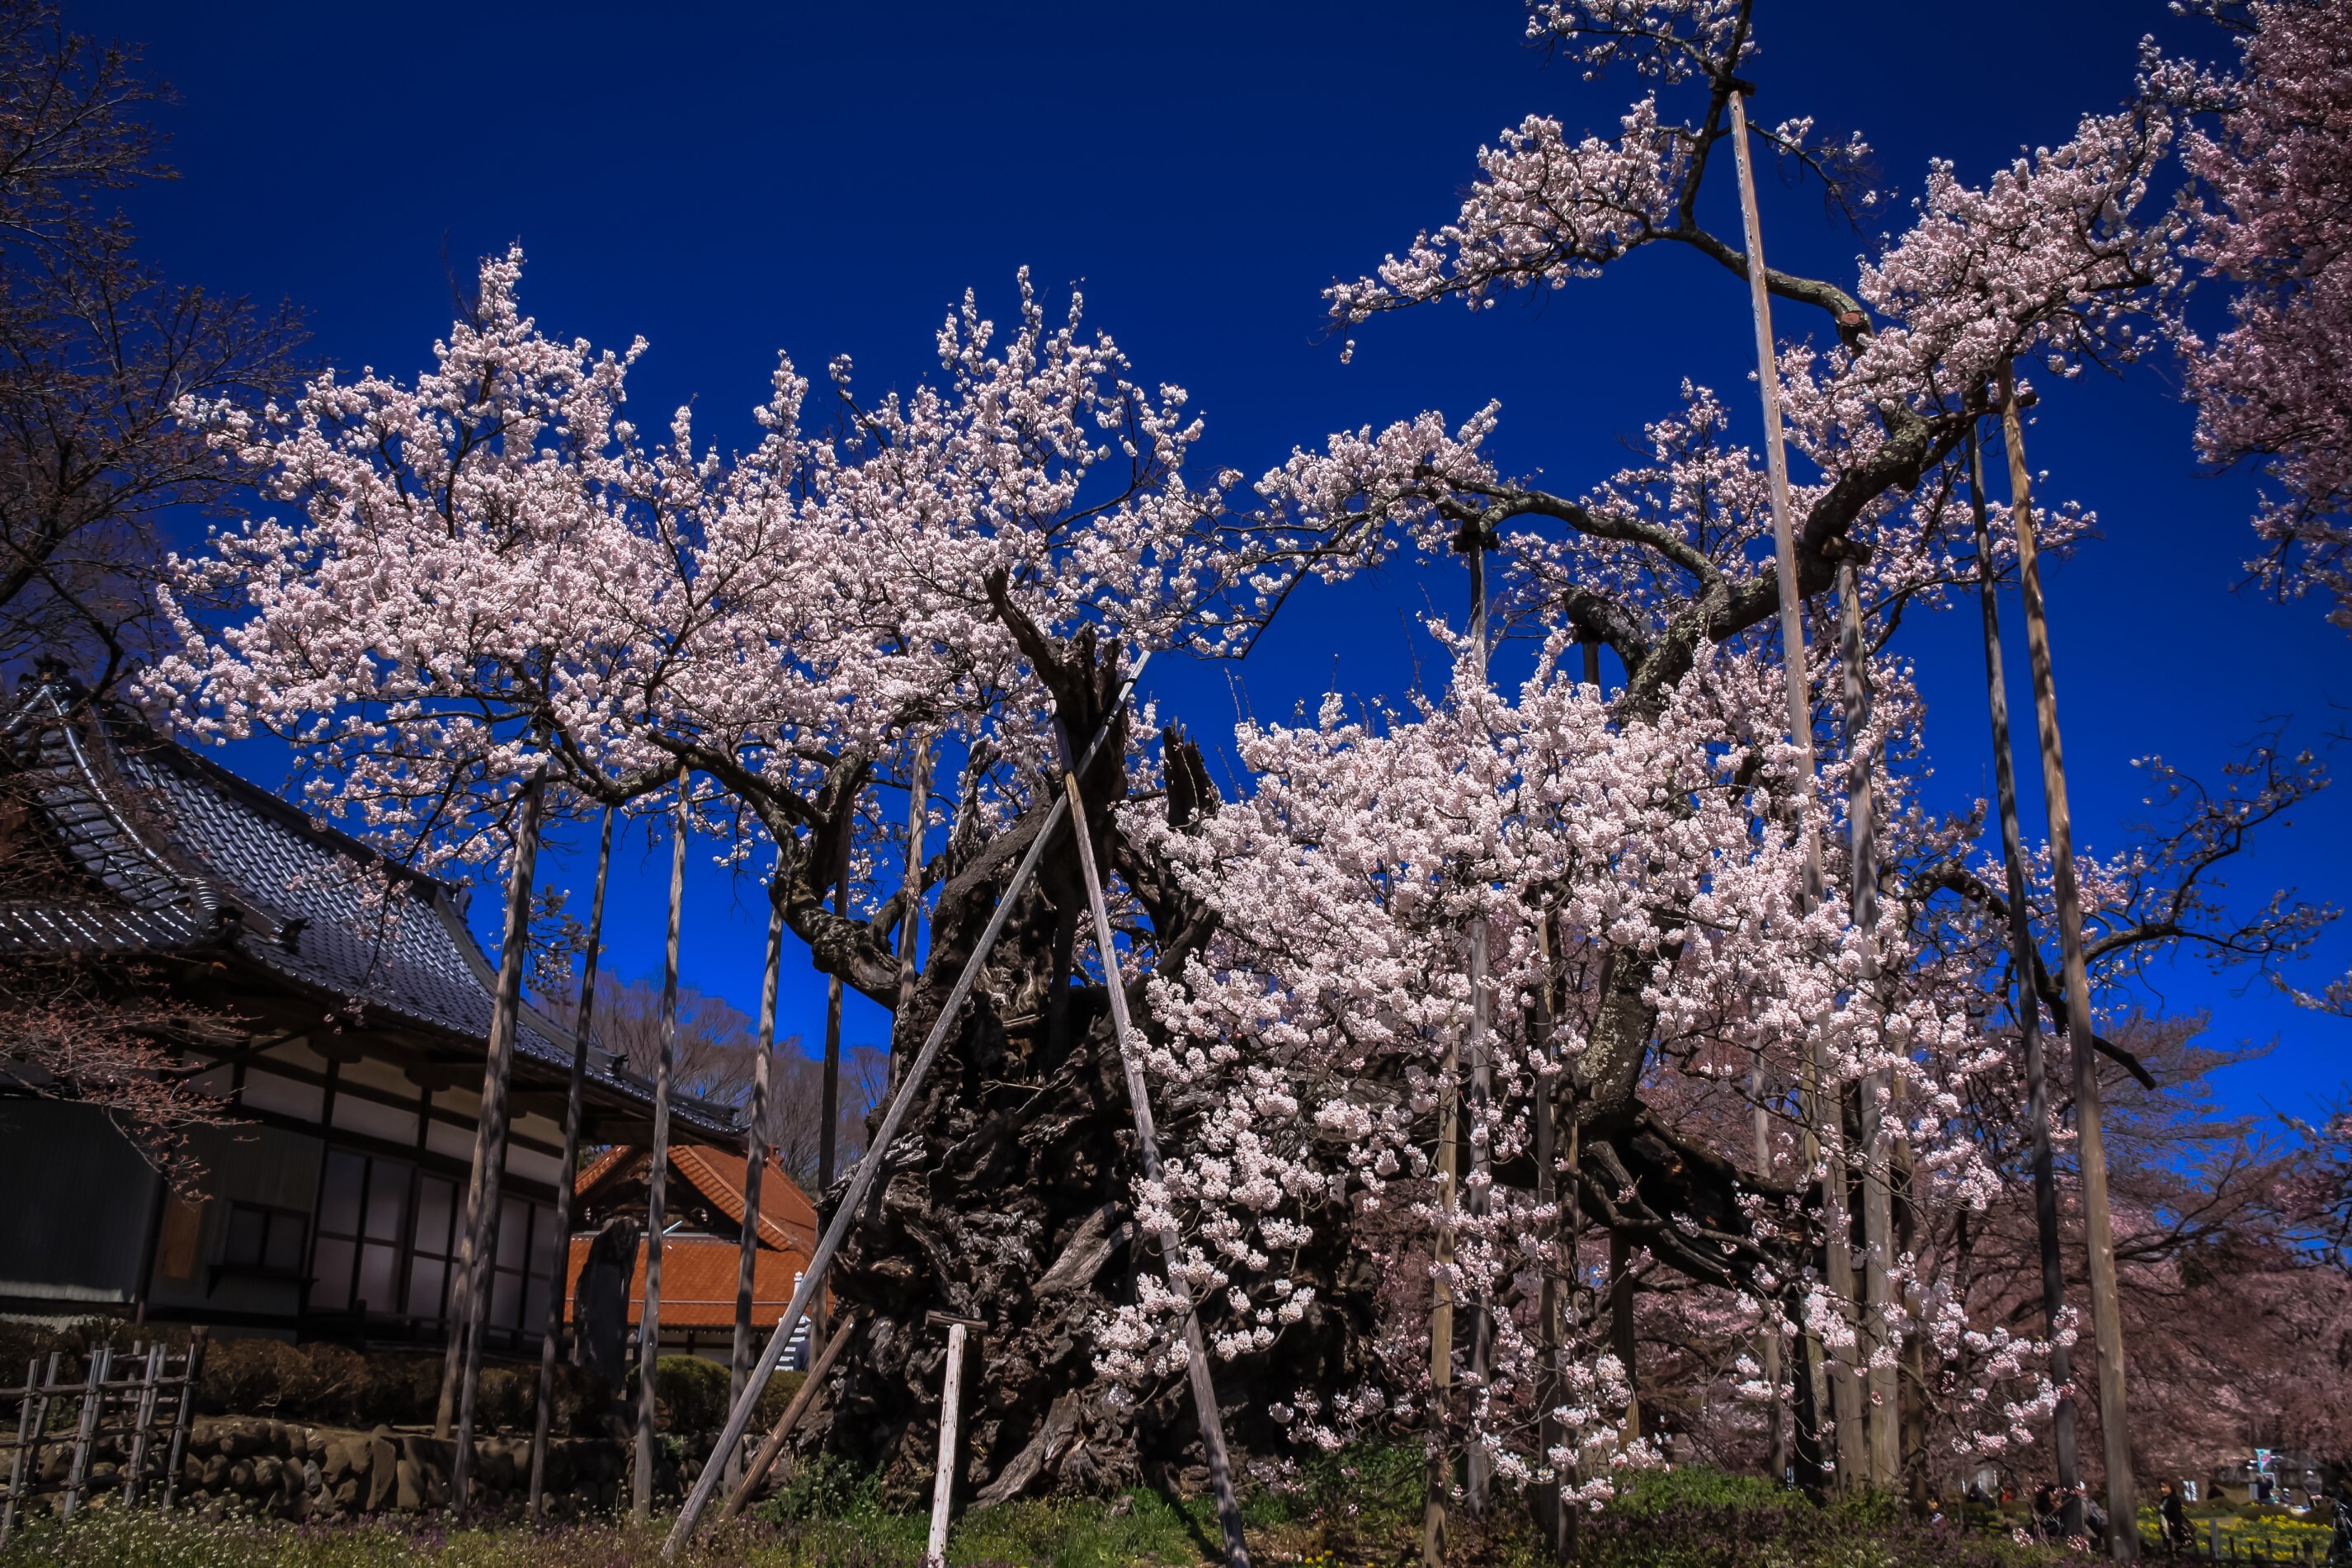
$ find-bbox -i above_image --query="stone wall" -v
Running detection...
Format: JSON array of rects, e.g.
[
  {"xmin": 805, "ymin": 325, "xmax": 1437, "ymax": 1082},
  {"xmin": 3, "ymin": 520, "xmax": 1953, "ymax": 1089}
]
[{"xmin": 31, "ymin": 1415, "xmax": 735, "ymax": 1520}]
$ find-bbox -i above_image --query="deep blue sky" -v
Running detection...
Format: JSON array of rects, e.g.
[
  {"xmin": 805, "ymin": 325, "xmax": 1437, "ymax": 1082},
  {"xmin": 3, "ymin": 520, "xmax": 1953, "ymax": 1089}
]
[{"xmin": 84, "ymin": 0, "xmax": 2350, "ymax": 1118}]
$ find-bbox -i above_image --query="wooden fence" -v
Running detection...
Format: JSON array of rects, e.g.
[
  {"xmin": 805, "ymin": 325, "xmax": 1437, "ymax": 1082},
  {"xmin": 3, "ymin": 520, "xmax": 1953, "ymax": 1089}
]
[{"xmin": 0, "ymin": 1330, "xmax": 206, "ymax": 1545}]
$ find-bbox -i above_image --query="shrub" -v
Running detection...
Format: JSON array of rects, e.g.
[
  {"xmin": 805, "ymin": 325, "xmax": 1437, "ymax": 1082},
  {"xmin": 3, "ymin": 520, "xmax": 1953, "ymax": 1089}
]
[{"xmin": 653, "ymin": 1354, "xmax": 729, "ymax": 1432}]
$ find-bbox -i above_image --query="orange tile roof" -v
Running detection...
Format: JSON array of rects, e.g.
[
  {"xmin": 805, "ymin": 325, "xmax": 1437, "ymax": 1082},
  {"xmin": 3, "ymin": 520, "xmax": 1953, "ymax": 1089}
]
[
  {"xmin": 672, "ymin": 1145, "xmax": 818, "ymax": 1253},
  {"xmin": 573, "ymin": 1144, "xmax": 817, "ymax": 1255},
  {"xmin": 563, "ymin": 1234, "xmax": 815, "ymax": 1329},
  {"xmin": 573, "ymin": 1145, "xmax": 635, "ymax": 1194}
]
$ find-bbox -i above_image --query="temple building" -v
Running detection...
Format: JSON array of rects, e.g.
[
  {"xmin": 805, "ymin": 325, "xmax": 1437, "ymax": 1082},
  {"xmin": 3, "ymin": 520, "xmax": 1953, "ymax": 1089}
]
[{"xmin": 0, "ymin": 680, "xmax": 747, "ymax": 1351}]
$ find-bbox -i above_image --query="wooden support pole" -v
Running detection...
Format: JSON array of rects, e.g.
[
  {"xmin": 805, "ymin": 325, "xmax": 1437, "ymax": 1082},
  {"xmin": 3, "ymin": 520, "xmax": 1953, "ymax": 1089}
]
[
  {"xmin": 1752, "ymin": 1062, "xmax": 1788, "ymax": 1486},
  {"xmin": 897, "ymin": 740, "xmax": 932, "ymax": 1038},
  {"xmin": 1967, "ymin": 423, "xmax": 2084, "ymax": 1535},
  {"xmin": 1836, "ymin": 556, "xmax": 1902, "ymax": 1489},
  {"xmin": 730, "ymin": 898, "xmax": 785, "ymax": 1456},
  {"xmin": 1058, "ymin": 757, "xmax": 1251, "ymax": 1568},
  {"xmin": 451, "ymin": 770, "xmax": 547, "ymax": 1509},
  {"xmin": 662, "ymin": 654, "xmax": 1152, "ymax": 1558},
  {"xmin": 819, "ymin": 779, "xmax": 855, "ymax": 1193},
  {"xmin": 1727, "ymin": 86, "xmax": 1862, "ymax": 1492},
  {"xmin": 530, "ymin": 805, "xmax": 614, "ymax": 1519},
  {"xmin": 161, "ymin": 1331, "xmax": 201, "ymax": 1511},
  {"xmin": 1996, "ymin": 362, "xmax": 2135, "ymax": 1556},
  {"xmin": 122, "ymin": 1342, "xmax": 164, "ymax": 1508},
  {"xmin": 721, "ymin": 1312, "xmax": 862, "ymax": 1522},
  {"xmin": 1461, "ymin": 528, "xmax": 1495, "ymax": 1519},
  {"xmin": 60, "ymin": 1345, "xmax": 106, "ymax": 1522},
  {"xmin": 441, "ymin": 772, "xmax": 546, "ymax": 1447},
  {"xmin": 1, "ymin": 1355, "xmax": 40, "ymax": 1545},
  {"xmin": 636, "ymin": 765, "xmax": 691, "ymax": 1523},
  {"xmin": 926, "ymin": 1313, "xmax": 981, "ymax": 1568},
  {"xmin": 1425, "ymin": 1020, "xmax": 1459, "ymax": 1568},
  {"xmin": 1531, "ymin": 914, "xmax": 1573, "ymax": 1564}
]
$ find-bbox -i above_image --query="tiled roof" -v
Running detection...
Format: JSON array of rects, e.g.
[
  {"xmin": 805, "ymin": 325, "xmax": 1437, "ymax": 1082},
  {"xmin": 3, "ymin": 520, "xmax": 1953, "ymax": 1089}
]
[
  {"xmin": 576, "ymin": 1144, "xmax": 818, "ymax": 1255},
  {"xmin": 672, "ymin": 1147, "xmax": 818, "ymax": 1255},
  {"xmin": 0, "ymin": 685, "xmax": 742, "ymax": 1137},
  {"xmin": 563, "ymin": 1233, "xmax": 814, "ymax": 1330}
]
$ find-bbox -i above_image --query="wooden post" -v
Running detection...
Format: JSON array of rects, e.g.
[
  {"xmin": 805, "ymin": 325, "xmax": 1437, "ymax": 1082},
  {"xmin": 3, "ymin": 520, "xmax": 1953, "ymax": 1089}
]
[
  {"xmin": 1996, "ymin": 361, "xmax": 2135, "ymax": 1556},
  {"xmin": 1531, "ymin": 914, "xmax": 1572, "ymax": 1564},
  {"xmin": 662, "ymin": 656, "xmax": 1153, "ymax": 1559},
  {"xmin": 121, "ymin": 1342, "xmax": 164, "ymax": 1508},
  {"xmin": 721, "ymin": 1312, "xmax": 861, "ymax": 1521},
  {"xmin": 450, "ymin": 769, "xmax": 547, "ymax": 1508},
  {"xmin": 1461, "ymin": 526, "xmax": 1495, "ymax": 1519},
  {"xmin": 2, "ymin": 1356, "xmax": 39, "ymax": 1545},
  {"xmin": 60, "ymin": 1345, "xmax": 106, "ymax": 1522},
  {"xmin": 1835, "ymin": 555, "xmax": 1902, "ymax": 1488},
  {"xmin": 925, "ymin": 1312, "xmax": 981, "ymax": 1568},
  {"xmin": 1752, "ymin": 1062, "xmax": 1788, "ymax": 1486},
  {"xmin": 818, "ymin": 779, "xmax": 855, "ymax": 1193},
  {"xmin": 896, "ymin": 739, "xmax": 931, "ymax": 1038},
  {"xmin": 1727, "ymin": 86, "xmax": 1862, "ymax": 1492},
  {"xmin": 1425, "ymin": 1022, "xmax": 1459, "ymax": 1568},
  {"xmin": 530, "ymin": 805, "xmax": 614, "ymax": 1519},
  {"xmin": 1966, "ymin": 423, "xmax": 2083, "ymax": 1534},
  {"xmin": 161, "ymin": 1331, "xmax": 201, "ymax": 1510},
  {"xmin": 635, "ymin": 764, "xmax": 691, "ymax": 1523},
  {"xmin": 1058, "ymin": 757, "xmax": 1252, "ymax": 1568},
  {"xmin": 729, "ymin": 898, "xmax": 785, "ymax": 1471}
]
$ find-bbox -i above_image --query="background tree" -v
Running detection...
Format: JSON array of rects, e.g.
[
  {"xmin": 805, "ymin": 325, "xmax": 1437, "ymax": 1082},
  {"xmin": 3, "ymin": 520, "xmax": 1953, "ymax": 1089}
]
[{"xmin": 0, "ymin": 0, "xmax": 301, "ymax": 695}]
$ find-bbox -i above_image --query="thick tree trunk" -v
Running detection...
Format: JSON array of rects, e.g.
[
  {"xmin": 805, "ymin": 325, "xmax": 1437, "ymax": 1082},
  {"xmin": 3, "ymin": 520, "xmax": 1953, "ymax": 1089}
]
[{"xmin": 801, "ymin": 632, "xmax": 1374, "ymax": 1509}]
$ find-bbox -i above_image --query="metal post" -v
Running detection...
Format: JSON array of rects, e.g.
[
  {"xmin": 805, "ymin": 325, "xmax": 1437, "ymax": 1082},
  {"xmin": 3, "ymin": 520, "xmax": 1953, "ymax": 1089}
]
[{"xmin": 662, "ymin": 653, "xmax": 1152, "ymax": 1557}]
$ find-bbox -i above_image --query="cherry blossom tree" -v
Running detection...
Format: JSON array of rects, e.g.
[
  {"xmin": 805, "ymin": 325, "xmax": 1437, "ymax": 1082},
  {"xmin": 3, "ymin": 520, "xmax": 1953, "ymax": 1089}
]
[{"xmin": 2180, "ymin": 0, "xmax": 2352, "ymax": 628}]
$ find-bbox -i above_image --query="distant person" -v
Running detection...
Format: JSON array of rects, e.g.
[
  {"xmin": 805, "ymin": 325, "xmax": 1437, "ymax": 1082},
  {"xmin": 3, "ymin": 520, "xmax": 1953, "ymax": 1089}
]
[
  {"xmin": 2034, "ymin": 1482, "xmax": 2062, "ymax": 1541},
  {"xmin": 2161, "ymin": 1481, "xmax": 2193, "ymax": 1556},
  {"xmin": 1926, "ymin": 1494, "xmax": 1951, "ymax": 1534}
]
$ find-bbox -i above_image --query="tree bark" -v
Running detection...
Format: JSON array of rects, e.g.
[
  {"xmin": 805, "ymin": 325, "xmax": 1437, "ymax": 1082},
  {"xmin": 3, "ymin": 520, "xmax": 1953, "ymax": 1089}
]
[{"xmin": 1997, "ymin": 363, "xmax": 2135, "ymax": 1556}]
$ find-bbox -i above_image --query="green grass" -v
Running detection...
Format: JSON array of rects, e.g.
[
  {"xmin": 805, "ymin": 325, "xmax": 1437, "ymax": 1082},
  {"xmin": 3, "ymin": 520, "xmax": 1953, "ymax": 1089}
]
[{"xmin": 0, "ymin": 1457, "xmax": 2121, "ymax": 1568}]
